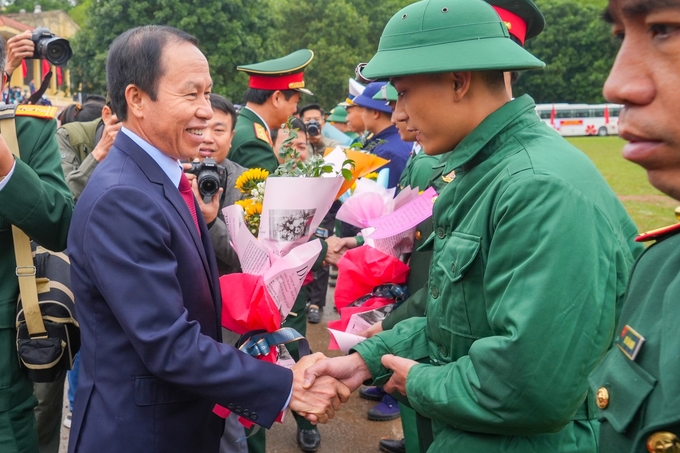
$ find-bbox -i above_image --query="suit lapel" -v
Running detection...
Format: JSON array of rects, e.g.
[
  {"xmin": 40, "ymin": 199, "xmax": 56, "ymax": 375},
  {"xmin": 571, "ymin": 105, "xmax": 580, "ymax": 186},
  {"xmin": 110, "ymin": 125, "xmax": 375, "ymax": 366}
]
[{"xmin": 114, "ymin": 133, "xmax": 214, "ymax": 293}]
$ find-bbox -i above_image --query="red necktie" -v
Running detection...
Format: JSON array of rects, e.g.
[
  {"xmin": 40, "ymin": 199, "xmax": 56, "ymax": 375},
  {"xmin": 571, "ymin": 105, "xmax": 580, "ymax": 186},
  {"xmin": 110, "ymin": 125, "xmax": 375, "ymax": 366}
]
[{"xmin": 179, "ymin": 173, "xmax": 201, "ymax": 237}]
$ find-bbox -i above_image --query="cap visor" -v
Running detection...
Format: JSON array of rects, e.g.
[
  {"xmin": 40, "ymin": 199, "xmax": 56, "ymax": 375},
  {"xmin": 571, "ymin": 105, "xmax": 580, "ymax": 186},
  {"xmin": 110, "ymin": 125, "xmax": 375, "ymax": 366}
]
[
  {"xmin": 363, "ymin": 37, "xmax": 544, "ymax": 79},
  {"xmin": 353, "ymin": 96, "xmax": 392, "ymax": 113}
]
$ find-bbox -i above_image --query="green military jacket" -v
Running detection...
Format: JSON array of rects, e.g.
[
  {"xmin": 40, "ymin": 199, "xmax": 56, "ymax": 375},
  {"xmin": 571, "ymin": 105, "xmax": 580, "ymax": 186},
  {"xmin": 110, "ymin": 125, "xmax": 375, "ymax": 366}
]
[
  {"xmin": 228, "ymin": 107, "xmax": 278, "ymax": 173},
  {"xmin": 56, "ymin": 117, "xmax": 103, "ymax": 201},
  {"xmin": 353, "ymin": 95, "xmax": 643, "ymax": 452},
  {"xmin": 0, "ymin": 113, "xmax": 73, "ymax": 414},
  {"xmin": 589, "ymin": 227, "xmax": 680, "ymax": 453},
  {"xmin": 383, "ymin": 151, "xmax": 440, "ymax": 330}
]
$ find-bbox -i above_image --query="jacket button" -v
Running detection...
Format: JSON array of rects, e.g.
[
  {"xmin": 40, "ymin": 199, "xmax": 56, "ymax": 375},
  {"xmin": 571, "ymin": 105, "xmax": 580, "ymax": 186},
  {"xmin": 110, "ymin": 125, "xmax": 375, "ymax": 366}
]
[
  {"xmin": 251, "ymin": 412, "xmax": 258, "ymax": 421},
  {"xmin": 596, "ymin": 387, "xmax": 609, "ymax": 409},
  {"xmin": 438, "ymin": 346, "xmax": 448, "ymax": 357},
  {"xmin": 243, "ymin": 409, "xmax": 250, "ymax": 417},
  {"xmin": 451, "ymin": 262, "xmax": 456, "ymax": 272},
  {"xmin": 647, "ymin": 432, "xmax": 680, "ymax": 453},
  {"xmin": 431, "ymin": 286, "xmax": 439, "ymax": 299},
  {"xmin": 415, "ymin": 230, "xmax": 422, "ymax": 241},
  {"xmin": 235, "ymin": 405, "xmax": 242, "ymax": 414},
  {"xmin": 436, "ymin": 227, "xmax": 446, "ymax": 238},
  {"xmin": 227, "ymin": 403, "xmax": 235, "ymax": 410}
]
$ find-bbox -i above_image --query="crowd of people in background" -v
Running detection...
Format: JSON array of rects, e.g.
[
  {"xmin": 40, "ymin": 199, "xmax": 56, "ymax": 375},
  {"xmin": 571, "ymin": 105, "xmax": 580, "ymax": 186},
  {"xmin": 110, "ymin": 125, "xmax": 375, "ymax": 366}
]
[{"xmin": 1, "ymin": 1, "xmax": 680, "ymax": 453}]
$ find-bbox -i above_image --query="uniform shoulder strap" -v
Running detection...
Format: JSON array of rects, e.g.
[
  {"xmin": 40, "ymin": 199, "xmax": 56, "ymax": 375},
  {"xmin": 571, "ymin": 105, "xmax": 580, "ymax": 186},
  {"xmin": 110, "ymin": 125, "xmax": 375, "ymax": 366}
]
[{"xmin": 15, "ymin": 104, "xmax": 58, "ymax": 120}]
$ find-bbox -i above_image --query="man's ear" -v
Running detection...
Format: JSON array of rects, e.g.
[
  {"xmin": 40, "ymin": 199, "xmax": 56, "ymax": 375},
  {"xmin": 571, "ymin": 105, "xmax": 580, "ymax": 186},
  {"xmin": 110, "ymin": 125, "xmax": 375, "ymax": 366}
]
[
  {"xmin": 125, "ymin": 84, "xmax": 146, "ymax": 119},
  {"xmin": 451, "ymin": 72, "xmax": 472, "ymax": 102},
  {"xmin": 271, "ymin": 90, "xmax": 284, "ymax": 109}
]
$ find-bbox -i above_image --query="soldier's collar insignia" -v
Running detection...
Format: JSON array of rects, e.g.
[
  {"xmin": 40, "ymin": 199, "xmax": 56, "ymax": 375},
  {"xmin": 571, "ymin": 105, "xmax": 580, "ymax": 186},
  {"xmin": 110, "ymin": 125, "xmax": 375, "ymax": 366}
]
[
  {"xmin": 442, "ymin": 170, "xmax": 456, "ymax": 183},
  {"xmin": 635, "ymin": 221, "xmax": 680, "ymax": 242},
  {"xmin": 617, "ymin": 325, "xmax": 645, "ymax": 361}
]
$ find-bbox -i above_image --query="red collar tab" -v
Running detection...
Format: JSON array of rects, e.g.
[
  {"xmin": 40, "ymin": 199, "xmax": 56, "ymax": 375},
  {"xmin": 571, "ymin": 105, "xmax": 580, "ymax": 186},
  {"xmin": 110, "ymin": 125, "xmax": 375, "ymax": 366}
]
[
  {"xmin": 636, "ymin": 222, "xmax": 680, "ymax": 242},
  {"xmin": 493, "ymin": 6, "xmax": 528, "ymax": 46},
  {"xmin": 248, "ymin": 72, "xmax": 305, "ymax": 91}
]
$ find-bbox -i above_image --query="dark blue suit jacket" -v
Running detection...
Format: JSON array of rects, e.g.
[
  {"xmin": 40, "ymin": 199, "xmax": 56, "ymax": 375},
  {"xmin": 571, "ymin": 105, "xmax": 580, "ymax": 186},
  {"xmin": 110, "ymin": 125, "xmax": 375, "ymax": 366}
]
[
  {"xmin": 368, "ymin": 124, "xmax": 412, "ymax": 189},
  {"xmin": 67, "ymin": 132, "xmax": 293, "ymax": 453}
]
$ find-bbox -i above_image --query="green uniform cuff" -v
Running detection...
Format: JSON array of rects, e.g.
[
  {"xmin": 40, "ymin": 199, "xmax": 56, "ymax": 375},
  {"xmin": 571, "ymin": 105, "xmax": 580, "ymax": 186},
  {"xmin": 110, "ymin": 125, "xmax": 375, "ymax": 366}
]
[
  {"xmin": 355, "ymin": 235, "xmax": 365, "ymax": 247},
  {"xmin": 351, "ymin": 317, "xmax": 430, "ymax": 385},
  {"xmin": 313, "ymin": 238, "xmax": 328, "ymax": 270}
]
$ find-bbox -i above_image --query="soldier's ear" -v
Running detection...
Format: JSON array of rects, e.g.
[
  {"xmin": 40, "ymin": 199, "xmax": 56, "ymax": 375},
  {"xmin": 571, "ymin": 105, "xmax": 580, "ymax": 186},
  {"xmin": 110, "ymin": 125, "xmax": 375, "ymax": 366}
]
[
  {"xmin": 125, "ymin": 84, "xmax": 146, "ymax": 119},
  {"xmin": 451, "ymin": 72, "xmax": 472, "ymax": 102}
]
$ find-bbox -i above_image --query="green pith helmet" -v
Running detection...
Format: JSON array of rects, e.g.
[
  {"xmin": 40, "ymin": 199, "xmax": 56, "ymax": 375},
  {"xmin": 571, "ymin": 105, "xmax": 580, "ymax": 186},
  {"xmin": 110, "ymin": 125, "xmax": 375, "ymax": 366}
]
[
  {"xmin": 371, "ymin": 83, "xmax": 399, "ymax": 102},
  {"xmin": 327, "ymin": 105, "xmax": 349, "ymax": 123},
  {"xmin": 362, "ymin": 0, "xmax": 545, "ymax": 79},
  {"xmin": 237, "ymin": 49, "xmax": 314, "ymax": 96}
]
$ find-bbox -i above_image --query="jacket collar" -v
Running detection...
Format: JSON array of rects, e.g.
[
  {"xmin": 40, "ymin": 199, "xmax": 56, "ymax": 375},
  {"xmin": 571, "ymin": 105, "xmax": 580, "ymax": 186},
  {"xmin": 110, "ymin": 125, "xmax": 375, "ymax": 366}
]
[{"xmin": 434, "ymin": 95, "xmax": 539, "ymax": 175}]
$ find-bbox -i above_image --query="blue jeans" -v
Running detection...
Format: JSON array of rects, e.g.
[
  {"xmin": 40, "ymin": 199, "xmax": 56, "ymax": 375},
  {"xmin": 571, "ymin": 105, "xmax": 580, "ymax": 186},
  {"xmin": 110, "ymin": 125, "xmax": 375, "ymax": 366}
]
[{"xmin": 67, "ymin": 352, "xmax": 80, "ymax": 411}]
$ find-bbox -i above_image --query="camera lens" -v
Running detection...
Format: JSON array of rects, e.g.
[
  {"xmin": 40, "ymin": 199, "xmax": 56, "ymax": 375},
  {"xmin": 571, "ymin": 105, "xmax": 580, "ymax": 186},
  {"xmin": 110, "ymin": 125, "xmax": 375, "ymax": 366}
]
[
  {"xmin": 198, "ymin": 173, "xmax": 220, "ymax": 202},
  {"xmin": 36, "ymin": 38, "xmax": 72, "ymax": 66}
]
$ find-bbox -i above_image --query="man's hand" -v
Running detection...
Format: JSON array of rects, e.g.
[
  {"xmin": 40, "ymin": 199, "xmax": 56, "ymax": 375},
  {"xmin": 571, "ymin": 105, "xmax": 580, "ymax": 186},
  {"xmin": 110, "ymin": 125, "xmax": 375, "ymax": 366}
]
[
  {"xmin": 381, "ymin": 354, "xmax": 418, "ymax": 396},
  {"xmin": 324, "ymin": 236, "xmax": 358, "ymax": 266},
  {"xmin": 303, "ymin": 353, "xmax": 371, "ymax": 395},
  {"xmin": 6, "ymin": 31, "xmax": 34, "ymax": 76},
  {"xmin": 359, "ymin": 321, "xmax": 383, "ymax": 338},
  {"xmin": 182, "ymin": 163, "xmax": 222, "ymax": 224},
  {"xmin": 289, "ymin": 353, "xmax": 351, "ymax": 424},
  {"xmin": 91, "ymin": 107, "xmax": 121, "ymax": 162},
  {"xmin": 0, "ymin": 135, "xmax": 14, "ymax": 176}
]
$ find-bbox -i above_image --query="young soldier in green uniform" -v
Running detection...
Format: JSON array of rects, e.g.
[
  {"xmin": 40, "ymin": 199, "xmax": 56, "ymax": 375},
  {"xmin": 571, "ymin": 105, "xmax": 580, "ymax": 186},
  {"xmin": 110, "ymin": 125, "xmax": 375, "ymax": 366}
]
[
  {"xmin": 304, "ymin": 1, "xmax": 643, "ymax": 452},
  {"xmin": 588, "ymin": 1, "xmax": 680, "ymax": 452},
  {"xmin": 228, "ymin": 50, "xmax": 313, "ymax": 173},
  {"xmin": 0, "ymin": 100, "xmax": 73, "ymax": 453}
]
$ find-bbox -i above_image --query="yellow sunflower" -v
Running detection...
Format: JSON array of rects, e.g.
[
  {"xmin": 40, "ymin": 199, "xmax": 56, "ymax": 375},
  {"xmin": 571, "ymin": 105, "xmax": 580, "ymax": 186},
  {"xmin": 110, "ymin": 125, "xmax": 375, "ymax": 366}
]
[
  {"xmin": 235, "ymin": 168, "xmax": 269, "ymax": 194},
  {"xmin": 364, "ymin": 172, "xmax": 379, "ymax": 181}
]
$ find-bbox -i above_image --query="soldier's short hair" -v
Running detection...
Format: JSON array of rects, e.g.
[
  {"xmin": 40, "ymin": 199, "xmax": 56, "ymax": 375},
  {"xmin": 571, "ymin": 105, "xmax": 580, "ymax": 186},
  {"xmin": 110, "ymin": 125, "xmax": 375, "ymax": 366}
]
[{"xmin": 243, "ymin": 88, "xmax": 297, "ymax": 105}]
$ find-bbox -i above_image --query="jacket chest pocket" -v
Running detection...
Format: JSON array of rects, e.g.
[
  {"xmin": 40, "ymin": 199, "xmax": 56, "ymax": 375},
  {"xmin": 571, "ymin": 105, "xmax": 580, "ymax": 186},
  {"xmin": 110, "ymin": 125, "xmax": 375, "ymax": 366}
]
[
  {"xmin": 588, "ymin": 348, "xmax": 656, "ymax": 433},
  {"xmin": 429, "ymin": 231, "xmax": 481, "ymax": 343}
]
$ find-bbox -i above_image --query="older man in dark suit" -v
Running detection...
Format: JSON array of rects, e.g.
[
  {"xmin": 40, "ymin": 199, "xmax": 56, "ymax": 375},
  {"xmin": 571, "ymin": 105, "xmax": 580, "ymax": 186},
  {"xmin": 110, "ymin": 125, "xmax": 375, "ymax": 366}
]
[{"xmin": 67, "ymin": 25, "xmax": 348, "ymax": 453}]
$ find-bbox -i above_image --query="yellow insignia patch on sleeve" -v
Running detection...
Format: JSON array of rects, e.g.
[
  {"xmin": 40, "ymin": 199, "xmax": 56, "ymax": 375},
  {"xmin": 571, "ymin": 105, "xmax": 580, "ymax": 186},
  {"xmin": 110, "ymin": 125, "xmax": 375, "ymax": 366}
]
[
  {"xmin": 15, "ymin": 104, "xmax": 58, "ymax": 120},
  {"xmin": 253, "ymin": 123, "xmax": 273, "ymax": 146}
]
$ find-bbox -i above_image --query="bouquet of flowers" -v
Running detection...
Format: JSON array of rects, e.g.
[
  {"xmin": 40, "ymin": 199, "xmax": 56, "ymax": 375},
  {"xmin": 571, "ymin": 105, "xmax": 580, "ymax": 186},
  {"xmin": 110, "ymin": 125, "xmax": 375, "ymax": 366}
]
[{"xmin": 327, "ymin": 185, "xmax": 438, "ymax": 351}]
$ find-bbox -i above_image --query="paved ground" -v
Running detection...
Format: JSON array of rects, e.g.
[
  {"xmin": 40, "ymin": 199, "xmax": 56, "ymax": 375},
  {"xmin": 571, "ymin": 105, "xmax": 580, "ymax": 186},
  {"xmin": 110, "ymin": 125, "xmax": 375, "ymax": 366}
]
[{"xmin": 58, "ymin": 284, "xmax": 403, "ymax": 452}]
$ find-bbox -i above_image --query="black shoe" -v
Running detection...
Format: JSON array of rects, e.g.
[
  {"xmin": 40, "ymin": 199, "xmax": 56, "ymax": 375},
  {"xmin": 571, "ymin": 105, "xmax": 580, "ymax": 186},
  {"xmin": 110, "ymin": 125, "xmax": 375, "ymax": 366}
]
[
  {"xmin": 297, "ymin": 427, "xmax": 321, "ymax": 452},
  {"xmin": 379, "ymin": 438, "xmax": 405, "ymax": 453},
  {"xmin": 307, "ymin": 305, "xmax": 322, "ymax": 324}
]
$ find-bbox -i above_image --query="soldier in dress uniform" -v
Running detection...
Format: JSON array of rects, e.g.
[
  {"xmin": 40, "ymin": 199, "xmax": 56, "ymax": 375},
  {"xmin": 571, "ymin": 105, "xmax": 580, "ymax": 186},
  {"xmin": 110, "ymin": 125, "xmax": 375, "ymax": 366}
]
[
  {"xmin": 228, "ymin": 49, "xmax": 313, "ymax": 173},
  {"xmin": 0, "ymin": 99, "xmax": 73, "ymax": 452},
  {"xmin": 588, "ymin": 1, "xmax": 680, "ymax": 452}
]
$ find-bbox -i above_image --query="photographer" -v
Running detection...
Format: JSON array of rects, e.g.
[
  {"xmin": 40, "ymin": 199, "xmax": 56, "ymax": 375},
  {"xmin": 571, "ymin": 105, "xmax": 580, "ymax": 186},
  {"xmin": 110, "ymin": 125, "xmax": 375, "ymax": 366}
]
[
  {"xmin": 184, "ymin": 93, "xmax": 246, "ymax": 276},
  {"xmin": 299, "ymin": 103, "xmax": 340, "ymax": 156},
  {"xmin": 0, "ymin": 33, "xmax": 73, "ymax": 453}
]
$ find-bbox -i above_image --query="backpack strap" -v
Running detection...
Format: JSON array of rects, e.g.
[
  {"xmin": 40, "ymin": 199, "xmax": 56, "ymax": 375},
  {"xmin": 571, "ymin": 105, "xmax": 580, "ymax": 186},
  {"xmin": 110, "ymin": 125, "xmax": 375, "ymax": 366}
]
[{"xmin": 0, "ymin": 116, "xmax": 48, "ymax": 339}]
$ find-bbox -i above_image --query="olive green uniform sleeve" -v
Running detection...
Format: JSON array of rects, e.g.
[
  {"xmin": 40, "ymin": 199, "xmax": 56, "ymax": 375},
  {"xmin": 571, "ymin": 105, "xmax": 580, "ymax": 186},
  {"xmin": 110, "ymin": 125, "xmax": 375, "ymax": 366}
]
[{"xmin": 56, "ymin": 126, "xmax": 100, "ymax": 201}]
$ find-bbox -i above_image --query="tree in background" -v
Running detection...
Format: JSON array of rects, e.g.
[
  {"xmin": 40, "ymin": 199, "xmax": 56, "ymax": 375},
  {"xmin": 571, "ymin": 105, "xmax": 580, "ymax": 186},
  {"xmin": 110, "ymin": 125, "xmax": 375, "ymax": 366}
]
[
  {"xmin": 514, "ymin": 0, "xmax": 619, "ymax": 104},
  {"xmin": 69, "ymin": 0, "xmax": 282, "ymax": 102},
  {"xmin": 3, "ymin": 0, "xmax": 73, "ymax": 13}
]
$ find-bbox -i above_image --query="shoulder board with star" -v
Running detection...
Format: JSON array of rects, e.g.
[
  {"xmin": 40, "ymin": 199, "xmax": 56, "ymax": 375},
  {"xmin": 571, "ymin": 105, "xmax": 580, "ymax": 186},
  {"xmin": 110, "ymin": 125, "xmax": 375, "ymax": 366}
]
[
  {"xmin": 15, "ymin": 104, "xmax": 58, "ymax": 120},
  {"xmin": 253, "ymin": 123, "xmax": 273, "ymax": 146},
  {"xmin": 635, "ymin": 222, "xmax": 680, "ymax": 242}
]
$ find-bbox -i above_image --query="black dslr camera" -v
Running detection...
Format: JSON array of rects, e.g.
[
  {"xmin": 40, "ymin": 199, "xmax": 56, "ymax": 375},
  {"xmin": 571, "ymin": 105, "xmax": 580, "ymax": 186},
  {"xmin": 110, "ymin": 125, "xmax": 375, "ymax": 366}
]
[
  {"xmin": 185, "ymin": 158, "xmax": 227, "ymax": 204},
  {"xmin": 31, "ymin": 28, "xmax": 72, "ymax": 66},
  {"xmin": 306, "ymin": 119, "xmax": 321, "ymax": 137}
]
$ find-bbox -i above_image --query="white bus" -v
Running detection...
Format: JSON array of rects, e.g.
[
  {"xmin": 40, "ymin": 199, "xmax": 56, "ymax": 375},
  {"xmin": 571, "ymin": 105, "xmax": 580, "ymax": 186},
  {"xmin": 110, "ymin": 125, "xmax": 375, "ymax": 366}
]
[{"xmin": 535, "ymin": 103, "xmax": 623, "ymax": 137}]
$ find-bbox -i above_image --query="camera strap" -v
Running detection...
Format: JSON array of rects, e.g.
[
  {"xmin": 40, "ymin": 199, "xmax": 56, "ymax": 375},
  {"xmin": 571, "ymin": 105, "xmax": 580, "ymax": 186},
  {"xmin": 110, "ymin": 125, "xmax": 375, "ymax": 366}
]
[
  {"xmin": 24, "ymin": 70, "xmax": 52, "ymax": 105},
  {"xmin": 1, "ymin": 116, "xmax": 48, "ymax": 339}
]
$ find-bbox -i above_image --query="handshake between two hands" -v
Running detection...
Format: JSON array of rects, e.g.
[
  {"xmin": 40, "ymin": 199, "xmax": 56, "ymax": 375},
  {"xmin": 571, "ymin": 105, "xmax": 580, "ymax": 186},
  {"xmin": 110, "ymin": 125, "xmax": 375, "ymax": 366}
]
[{"xmin": 288, "ymin": 352, "xmax": 419, "ymax": 424}]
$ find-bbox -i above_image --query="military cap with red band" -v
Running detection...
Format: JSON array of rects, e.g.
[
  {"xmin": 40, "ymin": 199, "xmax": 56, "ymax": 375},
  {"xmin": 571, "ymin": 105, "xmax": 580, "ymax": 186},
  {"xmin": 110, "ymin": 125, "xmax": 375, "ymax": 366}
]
[
  {"xmin": 490, "ymin": 0, "xmax": 545, "ymax": 46},
  {"xmin": 237, "ymin": 49, "xmax": 314, "ymax": 96}
]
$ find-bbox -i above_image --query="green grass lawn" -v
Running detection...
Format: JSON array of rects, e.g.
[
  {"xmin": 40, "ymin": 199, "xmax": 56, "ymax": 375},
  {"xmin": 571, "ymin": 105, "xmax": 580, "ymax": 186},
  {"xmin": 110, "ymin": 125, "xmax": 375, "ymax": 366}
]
[{"xmin": 566, "ymin": 136, "xmax": 679, "ymax": 234}]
